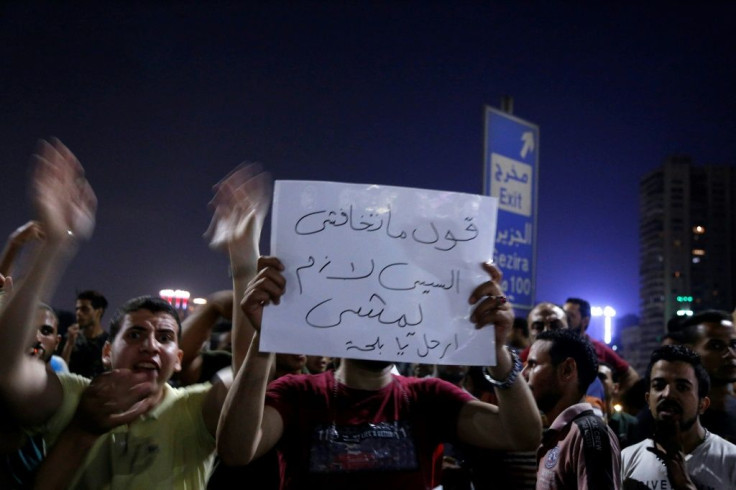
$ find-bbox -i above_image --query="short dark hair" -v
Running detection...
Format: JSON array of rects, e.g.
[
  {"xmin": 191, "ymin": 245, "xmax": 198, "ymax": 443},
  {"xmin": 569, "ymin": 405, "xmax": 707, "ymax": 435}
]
[
  {"xmin": 108, "ymin": 296, "xmax": 181, "ymax": 340},
  {"xmin": 676, "ymin": 309, "xmax": 732, "ymax": 345},
  {"xmin": 565, "ymin": 297, "xmax": 590, "ymax": 319},
  {"xmin": 77, "ymin": 290, "xmax": 108, "ymax": 314},
  {"xmin": 37, "ymin": 302, "xmax": 58, "ymax": 326},
  {"xmin": 662, "ymin": 331, "xmax": 686, "ymax": 345},
  {"xmin": 645, "ymin": 344, "xmax": 710, "ymax": 399},
  {"xmin": 536, "ymin": 329, "xmax": 598, "ymax": 395}
]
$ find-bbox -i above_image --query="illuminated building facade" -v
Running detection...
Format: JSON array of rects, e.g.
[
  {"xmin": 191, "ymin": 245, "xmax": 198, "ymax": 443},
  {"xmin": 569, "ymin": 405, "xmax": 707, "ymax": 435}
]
[{"xmin": 632, "ymin": 156, "xmax": 735, "ymax": 373}]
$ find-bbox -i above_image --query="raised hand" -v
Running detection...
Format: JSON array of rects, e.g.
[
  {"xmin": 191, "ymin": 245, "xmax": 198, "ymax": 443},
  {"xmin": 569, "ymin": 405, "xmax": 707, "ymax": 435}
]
[
  {"xmin": 469, "ymin": 263, "xmax": 513, "ymax": 343},
  {"xmin": 468, "ymin": 262, "xmax": 514, "ymax": 374},
  {"xmin": 0, "ymin": 221, "xmax": 46, "ymax": 277},
  {"xmin": 205, "ymin": 163, "xmax": 273, "ymax": 370},
  {"xmin": 31, "ymin": 138, "xmax": 97, "ymax": 244},
  {"xmin": 8, "ymin": 220, "xmax": 44, "ymax": 247},
  {"xmin": 204, "ymin": 162, "xmax": 272, "ymax": 253},
  {"xmin": 240, "ymin": 256, "xmax": 285, "ymax": 332},
  {"xmin": 646, "ymin": 420, "xmax": 697, "ymax": 490}
]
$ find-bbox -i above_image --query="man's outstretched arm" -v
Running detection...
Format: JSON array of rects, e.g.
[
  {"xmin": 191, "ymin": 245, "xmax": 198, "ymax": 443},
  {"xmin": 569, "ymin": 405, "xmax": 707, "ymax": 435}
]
[
  {"xmin": 0, "ymin": 220, "xmax": 43, "ymax": 278},
  {"xmin": 198, "ymin": 163, "xmax": 273, "ymax": 437},
  {"xmin": 0, "ymin": 139, "xmax": 96, "ymax": 426}
]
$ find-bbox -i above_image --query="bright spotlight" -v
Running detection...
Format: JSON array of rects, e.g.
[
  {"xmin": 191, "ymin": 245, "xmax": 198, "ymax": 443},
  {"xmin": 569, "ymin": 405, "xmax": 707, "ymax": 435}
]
[{"xmin": 591, "ymin": 304, "xmax": 616, "ymax": 344}]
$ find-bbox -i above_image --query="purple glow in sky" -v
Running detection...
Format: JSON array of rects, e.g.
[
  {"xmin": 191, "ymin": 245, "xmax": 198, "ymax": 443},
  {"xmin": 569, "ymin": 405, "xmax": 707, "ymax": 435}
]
[{"xmin": 1, "ymin": 2, "xmax": 734, "ymax": 325}]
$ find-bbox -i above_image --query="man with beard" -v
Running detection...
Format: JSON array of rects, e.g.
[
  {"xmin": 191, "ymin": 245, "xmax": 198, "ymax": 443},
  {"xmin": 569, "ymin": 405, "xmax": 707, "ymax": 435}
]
[
  {"xmin": 523, "ymin": 328, "xmax": 620, "ymax": 489},
  {"xmin": 62, "ymin": 289, "xmax": 109, "ymax": 378},
  {"xmin": 28, "ymin": 304, "xmax": 61, "ymax": 365},
  {"xmin": 621, "ymin": 344, "xmax": 736, "ymax": 489},
  {"xmin": 217, "ymin": 256, "xmax": 543, "ymax": 489},
  {"xmin": 520, "ymin": 302, "xmax": 607, "ymax": 411},
  {"xmin": 677, "ymin": 310, "xmax": 736, "ymax": 444}
]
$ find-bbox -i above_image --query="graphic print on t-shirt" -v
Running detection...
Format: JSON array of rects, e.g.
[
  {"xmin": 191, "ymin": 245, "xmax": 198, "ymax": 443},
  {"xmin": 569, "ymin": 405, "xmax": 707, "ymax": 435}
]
[{"xmin": 309, "ymin": 421, "xmax": 418, "ymax": 473}]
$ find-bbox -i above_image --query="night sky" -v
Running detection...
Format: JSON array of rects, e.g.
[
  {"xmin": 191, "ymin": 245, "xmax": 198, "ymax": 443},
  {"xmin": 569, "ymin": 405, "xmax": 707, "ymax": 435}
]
[{"xmin": 2, "ymin": 2, "xmax": 734, "ymax": 334}]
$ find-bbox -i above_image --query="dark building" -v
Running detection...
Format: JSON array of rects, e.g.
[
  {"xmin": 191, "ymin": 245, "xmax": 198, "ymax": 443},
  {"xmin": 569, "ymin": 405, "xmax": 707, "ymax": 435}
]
[{"xmin": 631, "ymin": 156, "xmax": 735, "ymax": 373}]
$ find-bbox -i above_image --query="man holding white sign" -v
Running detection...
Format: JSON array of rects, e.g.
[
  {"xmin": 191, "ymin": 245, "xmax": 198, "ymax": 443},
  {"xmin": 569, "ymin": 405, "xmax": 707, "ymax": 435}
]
[
  {"xmin": 217, "ymin": 181, "xmax": 542, "ymax": 489},
  {"xmin": 263, "ymin": 181, "xmax": 502, "ymax": 366}
]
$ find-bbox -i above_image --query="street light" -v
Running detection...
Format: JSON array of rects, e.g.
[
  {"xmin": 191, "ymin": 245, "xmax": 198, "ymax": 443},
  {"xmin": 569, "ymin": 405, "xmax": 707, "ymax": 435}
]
[{"xmin": 591, "ymin": 305, "xmax": 616, "ymax": 344}]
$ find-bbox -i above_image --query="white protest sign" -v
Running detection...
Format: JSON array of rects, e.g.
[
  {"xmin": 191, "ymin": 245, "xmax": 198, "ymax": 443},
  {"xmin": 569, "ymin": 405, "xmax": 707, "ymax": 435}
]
[{"xmin": 261, "ymin": 181, "xmax": 500, "ymax": 366}]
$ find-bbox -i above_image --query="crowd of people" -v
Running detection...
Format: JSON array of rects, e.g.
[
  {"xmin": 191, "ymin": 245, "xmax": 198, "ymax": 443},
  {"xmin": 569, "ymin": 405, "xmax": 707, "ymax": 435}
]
[{"xmin": 0, "ymin": 139, "xmax": 734, "ymax": 489}]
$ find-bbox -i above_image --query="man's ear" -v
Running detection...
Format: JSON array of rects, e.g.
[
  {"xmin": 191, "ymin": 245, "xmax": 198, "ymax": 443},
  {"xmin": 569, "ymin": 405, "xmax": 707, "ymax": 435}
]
[
  {"xmin": 174, "ymin": 348, "xmax": 183, "ymax": 373},
  {"xmin": 699, "ymin": 396, "xmax": 711, "ymax": 415},
  {"xmin": 102, "ymin": 340, "xmax": 113, "ymax": 369},
  {"xmin": 558, "ymin": 357, "xmax": 576, "ymax": 382}
]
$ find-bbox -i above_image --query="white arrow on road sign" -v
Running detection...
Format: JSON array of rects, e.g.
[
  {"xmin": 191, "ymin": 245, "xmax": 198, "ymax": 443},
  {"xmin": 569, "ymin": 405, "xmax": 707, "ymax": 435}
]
[{"xmin": 521, "ymin": 131, "xmax": 535, "ymax": 158}]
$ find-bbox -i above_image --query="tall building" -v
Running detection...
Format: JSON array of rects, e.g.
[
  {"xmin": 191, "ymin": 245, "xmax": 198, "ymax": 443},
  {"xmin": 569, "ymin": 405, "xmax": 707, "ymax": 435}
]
[{"xmin": 634, "ymin": 156, "xmax": 736, "ymax": 373}]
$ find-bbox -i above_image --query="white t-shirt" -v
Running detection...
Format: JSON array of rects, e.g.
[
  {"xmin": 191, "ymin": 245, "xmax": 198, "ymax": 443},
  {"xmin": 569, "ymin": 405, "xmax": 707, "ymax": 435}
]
[{"xmin": 621, "ymin": 431, "xmax": 736, "ymax": 489}]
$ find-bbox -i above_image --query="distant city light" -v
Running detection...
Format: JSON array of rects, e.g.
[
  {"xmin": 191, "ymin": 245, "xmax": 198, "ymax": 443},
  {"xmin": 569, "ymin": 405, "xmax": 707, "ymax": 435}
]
[
  {"xmin": 592, "ymin": 305, "xmax": 616, "ymax": 344},
  {"xmin": 676, "ymin": 295, "xmax": 694, "ymax": 312},
  {"xmin": 159, "ymin": 289, "xmax": 191, "ymax": 309}
]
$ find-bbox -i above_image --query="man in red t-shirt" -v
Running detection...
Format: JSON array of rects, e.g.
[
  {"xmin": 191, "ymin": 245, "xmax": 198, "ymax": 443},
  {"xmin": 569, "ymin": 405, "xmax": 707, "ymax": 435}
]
[
  {"xmin": 563, "ymin": 297, "xmax": 640, "ymax": 396},
  {"xmin": 217, "ymin": 258, "xmax": 543, "ymax": 490}
]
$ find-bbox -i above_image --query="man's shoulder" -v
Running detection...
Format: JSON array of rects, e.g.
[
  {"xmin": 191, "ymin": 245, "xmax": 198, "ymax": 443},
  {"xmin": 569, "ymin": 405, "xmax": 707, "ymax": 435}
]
[
  {"xmin": 36, "ymin": 373, "xmax": 91, "ymax": 446},
  {"xmin": 545, "ymin": 405, "xmax": 621, "ymax": 489},
  {"xmin": 268, "ymin": 370, "xmax": 331, "ymax": 394},
  {"xmin": 621, "ymin": 438, "xmax": 650, "ymax": 459},
  {"xmin": 403, "ymin": 374, "xmax": 475, "ymax": 402},
  {"xmin": 701, "ymin": 431, "xmax": 736, "ymax": 456},
  {"xmin": 160, "ymin": 382, "xmax": 212, "ymax": 408},
  {"xmin": 550, "ymin": 402, "xmax": 596, "ymax": 431},
  {"xmin": 588, "ymin": 337, "xmax": 629, "ymax": 368},
  {"xmin": 556, "ymin": 405, "xmax": 620, "ymax": 459},
  {"xmin": 169, "ymin": 381, "xmax": 212, "ymax": 395},
  {"xmin": 57, "ymin": 371, "xmax": 91, "ymax": 392},
  {"xmin": 589, "ymin": 337, "xmax": 618, "ymax": 357},
  {"xmin": 570, "ymin": 407, "xmax": 614, "ymax": 439}
]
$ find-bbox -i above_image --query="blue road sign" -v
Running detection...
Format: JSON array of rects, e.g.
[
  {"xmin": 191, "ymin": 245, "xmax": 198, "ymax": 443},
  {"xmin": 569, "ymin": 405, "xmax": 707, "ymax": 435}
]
[{"xmin": 483, "ymin": 106, "xmax": 539, "ymax": 313}]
